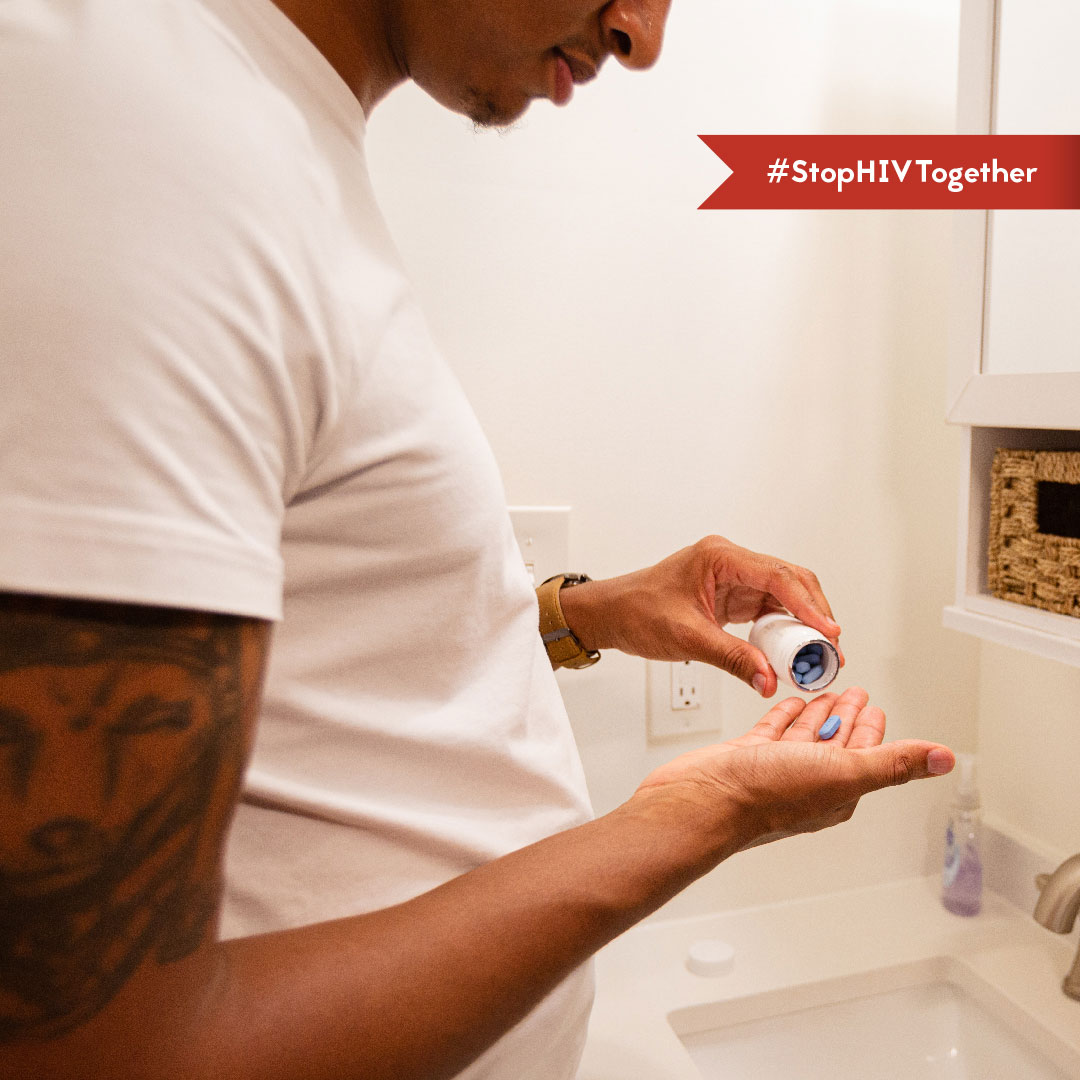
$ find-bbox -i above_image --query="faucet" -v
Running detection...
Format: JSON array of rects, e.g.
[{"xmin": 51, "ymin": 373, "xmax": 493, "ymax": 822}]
[{"xmin": 1034, "ymin": 853, "xmax": 1080, "ymax": 1002}]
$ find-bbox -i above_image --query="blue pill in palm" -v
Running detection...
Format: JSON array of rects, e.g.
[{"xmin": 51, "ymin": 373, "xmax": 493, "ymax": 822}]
[
  {"xmin": 805, "ymin": 664, "xmax": 824, "ymax": 683},
  {"xmin": 818, "ymin": 714, "xmax": 842, "ymax": 740}
]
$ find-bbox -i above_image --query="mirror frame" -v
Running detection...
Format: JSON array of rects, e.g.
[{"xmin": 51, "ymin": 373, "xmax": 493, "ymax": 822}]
[{"xmin": 948, "ymin": 0, "xmax": 1080, "ymax": 429}]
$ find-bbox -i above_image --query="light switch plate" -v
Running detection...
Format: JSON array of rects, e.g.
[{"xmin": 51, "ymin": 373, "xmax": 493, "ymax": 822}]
[{"xmin": 509, "ymin": 506, "xmax": 571, "ymax": 587}]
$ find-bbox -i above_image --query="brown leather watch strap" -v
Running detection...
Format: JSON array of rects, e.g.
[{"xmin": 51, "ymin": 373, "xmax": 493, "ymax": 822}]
[{"xmin": 536, "ymin": 573, "xmax": 601, "ymax": 670}]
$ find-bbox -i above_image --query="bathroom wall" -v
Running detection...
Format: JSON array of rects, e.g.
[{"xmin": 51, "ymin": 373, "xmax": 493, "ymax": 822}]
[
  {"xmin": 977, "ymin": 647, "xmax": 1080, "ymax": 864},
  {"xmin": 364, "ymin": 0, "xmax": 981, "ymax": 916}
]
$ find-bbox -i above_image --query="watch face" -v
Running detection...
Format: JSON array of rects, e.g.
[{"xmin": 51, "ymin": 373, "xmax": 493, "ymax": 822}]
[{"xmin": 561, "ymin": 573, "xmax": 591, "ymax": 586}]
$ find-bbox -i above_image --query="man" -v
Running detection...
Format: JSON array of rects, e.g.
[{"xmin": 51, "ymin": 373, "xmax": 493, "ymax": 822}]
[{"xmin": 0, "ymin": 1, "xmax": 954, "ymax": 1077}]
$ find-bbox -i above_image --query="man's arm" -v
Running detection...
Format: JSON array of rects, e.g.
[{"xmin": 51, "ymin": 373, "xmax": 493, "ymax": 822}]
[
  {"xmin": 0, "ymin": 594, "xmax": 952, "ymax": 1080},
  {"xmin": 0, "ymin": 594, "xmax": 267, "ymax": 1068}
]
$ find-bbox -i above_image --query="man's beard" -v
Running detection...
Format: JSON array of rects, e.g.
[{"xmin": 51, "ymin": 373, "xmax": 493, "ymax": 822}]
[{"xmin": 462, "ymin": 85, "xmax": 526, "ymax": 130}]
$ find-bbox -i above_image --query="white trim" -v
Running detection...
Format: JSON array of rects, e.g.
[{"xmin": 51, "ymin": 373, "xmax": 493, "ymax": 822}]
[
  {"xmin": 956, "ymin": 0, "xmax": 997, "ymax": 137},
  {"xmin": 948, "ymin": 373, "xmax": 1080, "ymax": 429},
  {"xmin": 947, "ymin": 0, "xmax": 997, "ymax": 418},
  {"xmin": 946, "ymin": 208, "xmax": 991, "ymax": 418},
  {"xmin": 943, "ymin": 604, "xmax": 1080, "ymax": 668}
]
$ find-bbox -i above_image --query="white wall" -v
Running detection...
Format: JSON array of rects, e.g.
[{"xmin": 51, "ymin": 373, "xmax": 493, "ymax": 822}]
[
  {"xmin": 977, "ymin": 646, "xmax": 1080, "ymax": 863},
  {"xmin": 365, "ymin": 0, "xmax": 980, "ymax": 916}
]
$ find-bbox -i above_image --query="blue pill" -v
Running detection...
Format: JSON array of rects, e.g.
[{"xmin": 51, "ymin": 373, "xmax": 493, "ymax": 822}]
[
  {"xmin": 818, "ymin": 714, "xmax": 842, "ymax": 740},
  {"xmin": 804, "ymin": 664, "xmax": 824, "ymax": 683},
  {"xmin": 794, "ymin": 661, "xmax": 811, "ymax": 674}
]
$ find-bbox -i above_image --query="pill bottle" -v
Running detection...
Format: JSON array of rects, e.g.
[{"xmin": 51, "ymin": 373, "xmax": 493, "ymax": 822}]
[{"xmin": 748, "ymin": 613, "xmax": 839, "ymax": 693}]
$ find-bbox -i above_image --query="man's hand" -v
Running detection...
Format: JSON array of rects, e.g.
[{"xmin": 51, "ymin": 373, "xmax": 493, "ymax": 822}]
[
  {"xmin": 558, "ymin": 535, "xmax": 842, "ymax": 696},
  {"xmin": 630, "ymin": 686, "xmax": 955, "ymax": 855}
]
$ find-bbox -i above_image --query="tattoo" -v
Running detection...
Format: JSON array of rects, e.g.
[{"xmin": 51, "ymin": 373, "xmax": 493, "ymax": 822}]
[{"xmin": 0, "ymin": 596, "xmax": 264, "ymax": 1041}]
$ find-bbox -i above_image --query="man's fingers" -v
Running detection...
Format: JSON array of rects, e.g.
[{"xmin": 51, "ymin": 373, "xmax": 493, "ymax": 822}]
[
  {"xmin": 778, "ymin": 691, "xmax": 839, "ymax": 742},
  {"xmin": 698, "ymin": 628, "xmax": 776, "ymax": 695},
  {"xmin": 803, "ymin": 686, "xmax": 869, "ymax": 744},
  {"xmin": 755, "ymin": 556, "xmax": 841, "ymax": 642},
  {"xmin": 745, "ymin": 696, "xmax": 806, "ymax": 741},
  {"xmin": 853, "ymin": 740, "xmax": 955, "ymax": 793},
  {"xmin": 846, "ymin": 703, "xmax": 887, "ymax": 749},
  {"xmin": 740, "ymin": 554, "xmax": 845, "ymax": 664},
  {"xmin": 704, "ymin": 537, "xmax": 841, "ymax": 643}
]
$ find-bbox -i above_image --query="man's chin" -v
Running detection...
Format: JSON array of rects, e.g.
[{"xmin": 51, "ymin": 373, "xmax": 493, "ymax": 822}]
[{"xmin": 460, "ymin": 86, "xmax": 531, "ymax": 130}]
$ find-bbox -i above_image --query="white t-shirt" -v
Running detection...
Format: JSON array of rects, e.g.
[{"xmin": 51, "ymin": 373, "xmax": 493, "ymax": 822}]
[{"xmin": 0, "ymin": 1, "xmax": 595, "ymax": 1077}]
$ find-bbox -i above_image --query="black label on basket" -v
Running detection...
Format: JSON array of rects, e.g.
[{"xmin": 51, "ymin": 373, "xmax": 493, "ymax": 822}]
[{"xmin": 1037, "ymin": 481, "xmax": 1080, "ymax": 540}]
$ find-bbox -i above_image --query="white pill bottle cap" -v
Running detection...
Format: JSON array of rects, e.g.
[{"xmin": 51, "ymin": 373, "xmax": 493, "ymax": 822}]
[{"xmin": 748, "ymin": 613, "xmax": 839, "ymax": 693}]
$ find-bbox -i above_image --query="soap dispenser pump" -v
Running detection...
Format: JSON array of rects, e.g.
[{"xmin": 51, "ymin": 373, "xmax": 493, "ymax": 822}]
[{"xmin": 942, "ymin": 753, "xmax": 983, "ymax": 917}]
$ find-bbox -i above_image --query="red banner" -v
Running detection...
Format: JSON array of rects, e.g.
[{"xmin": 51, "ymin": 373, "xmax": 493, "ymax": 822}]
[{"xmin": 698, "ymin": 135, "xmax": 1080, "ymax": 210}]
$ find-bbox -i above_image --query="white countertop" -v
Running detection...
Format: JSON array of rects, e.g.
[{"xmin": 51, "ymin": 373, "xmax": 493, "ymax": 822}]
[{"xmin": 578, "ymin": 876, "xmax": 1080, "ymax": 1080}]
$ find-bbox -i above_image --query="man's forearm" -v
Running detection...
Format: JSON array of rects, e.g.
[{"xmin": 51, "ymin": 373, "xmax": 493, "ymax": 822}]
[
  {"xmin": 212, "ymin": 792, "xmax": 733, "ymax": 1080},
  {"xmin": 10, "ymin": 790, "xmax": 737, "ymax": 1080}
]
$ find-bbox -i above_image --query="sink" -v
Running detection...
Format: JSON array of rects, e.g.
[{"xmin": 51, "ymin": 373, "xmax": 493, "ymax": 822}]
[
  {"xmin": 579, "ymin": 880, "xmax": 1080, "ymax": 1080},
  {"xmin": 670, "ymin": 959, "xmax": 1078, "ymax": 1080}
]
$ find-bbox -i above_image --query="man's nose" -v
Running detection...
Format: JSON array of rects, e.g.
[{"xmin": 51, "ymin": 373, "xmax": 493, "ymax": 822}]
[{"xmin": 600, "ymin": 0, "xmax": 672, "ymax": 71}]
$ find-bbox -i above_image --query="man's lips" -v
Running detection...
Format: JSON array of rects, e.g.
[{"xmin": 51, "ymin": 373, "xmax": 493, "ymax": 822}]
[{"xmin": 551, "ymin": 48, "xmax": 599, "ymax": 106}]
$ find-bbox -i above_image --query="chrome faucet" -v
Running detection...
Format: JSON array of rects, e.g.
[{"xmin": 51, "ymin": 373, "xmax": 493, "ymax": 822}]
[{"xmin": 1034, "ymin": 853, "xmax": 1080, "ymax": 1002}]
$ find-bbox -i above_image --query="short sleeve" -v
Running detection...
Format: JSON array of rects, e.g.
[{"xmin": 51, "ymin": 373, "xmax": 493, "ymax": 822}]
[{"xmin": 0, "ymin": 1, "xmax": 342, "ymax": 620}]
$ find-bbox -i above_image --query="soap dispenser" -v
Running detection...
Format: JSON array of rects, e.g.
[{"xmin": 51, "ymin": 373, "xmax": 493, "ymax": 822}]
[{"xmin": 942, "ymin": 753, "xmax": 983, "ymax": 917}]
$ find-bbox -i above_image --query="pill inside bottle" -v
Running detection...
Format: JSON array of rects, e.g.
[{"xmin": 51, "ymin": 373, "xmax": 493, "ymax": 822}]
[{"xmin": 748, "ymin": 613, "xmax": 840, "ymax": 693}]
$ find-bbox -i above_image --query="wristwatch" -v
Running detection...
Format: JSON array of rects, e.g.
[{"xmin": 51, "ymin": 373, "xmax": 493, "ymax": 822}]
[{"xmin": 536, "ymin": 573, "xmax": 601, "ymax": 670}]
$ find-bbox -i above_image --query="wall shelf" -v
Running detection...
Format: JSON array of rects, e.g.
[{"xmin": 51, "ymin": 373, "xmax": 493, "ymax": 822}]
[
  {"xmin": 944, "ymin": 601, "xmax": 1080, "ymax": 668},
  {"xmin": 948, "ymin": 425, "xmax": 1080, "ymax": 667}
]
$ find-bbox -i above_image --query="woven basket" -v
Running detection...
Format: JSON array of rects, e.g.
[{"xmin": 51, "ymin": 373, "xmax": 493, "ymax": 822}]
[{"xmin": 987, "ymin": 449, "xmax": 1080, "ymax": 618}]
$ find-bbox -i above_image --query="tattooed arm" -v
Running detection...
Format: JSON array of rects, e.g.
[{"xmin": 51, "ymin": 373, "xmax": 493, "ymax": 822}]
[
  {"xmin": 0, "ymin": 592, "xmax": 952, "ymax": 1080},
  {"xmin": 0, "ymin": 596, "xmax": 266, "ymax": 1053}
]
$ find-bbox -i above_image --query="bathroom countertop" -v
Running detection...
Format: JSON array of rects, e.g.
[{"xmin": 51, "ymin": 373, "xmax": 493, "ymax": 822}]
[{"xmin": 578, "ymin": 875, "xmax": 1080, "ymax": 1080}]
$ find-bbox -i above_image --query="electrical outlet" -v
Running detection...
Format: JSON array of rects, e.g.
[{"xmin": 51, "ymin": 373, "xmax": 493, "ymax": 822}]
[
  {"xmin": 646, "ymin": 660, "xmax": 723, "ymax": 740},
  {"xmin": 670, "ymin": 660, "xmax": 700, "ymax": 710}
]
